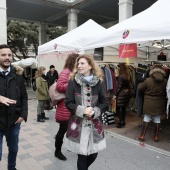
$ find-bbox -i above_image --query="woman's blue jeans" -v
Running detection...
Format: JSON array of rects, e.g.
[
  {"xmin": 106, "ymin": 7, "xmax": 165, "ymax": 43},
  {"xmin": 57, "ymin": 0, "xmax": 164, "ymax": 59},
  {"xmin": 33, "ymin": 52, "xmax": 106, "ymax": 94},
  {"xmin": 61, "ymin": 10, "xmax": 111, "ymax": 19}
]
[{"xmin": 0, "ymin": 123, "xmax": 20, "ymax": 170}]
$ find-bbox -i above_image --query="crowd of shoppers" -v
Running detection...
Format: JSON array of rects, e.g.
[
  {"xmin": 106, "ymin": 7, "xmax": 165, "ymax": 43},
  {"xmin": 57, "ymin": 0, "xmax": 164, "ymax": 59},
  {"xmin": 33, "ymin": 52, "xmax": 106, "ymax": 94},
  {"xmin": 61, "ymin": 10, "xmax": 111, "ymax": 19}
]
[{"xmin": 1, "ymin": 43, "xmax": 169, "ymax": 170}]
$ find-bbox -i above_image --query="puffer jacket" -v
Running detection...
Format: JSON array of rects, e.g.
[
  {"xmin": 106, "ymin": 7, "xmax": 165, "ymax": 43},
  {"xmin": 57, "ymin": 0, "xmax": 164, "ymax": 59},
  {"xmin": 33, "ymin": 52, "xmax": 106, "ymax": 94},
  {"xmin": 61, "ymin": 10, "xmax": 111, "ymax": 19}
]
[
  {"xmin": 138, "ymin": 69, "xmax": 167, "ymax": 116},
  {"xmin": 56, "ymin": 68, "xmax": 71, "ymax": 122},
  {"xmin": 36, "ymin": 76, "xmax": 49, "ymax": 100},
  {"xmin": 115, "ymin": 76, "xmax": 130, "ymax": 107},
  {"xmin": 0, "ymin": 66, "xmax": 28, "ymax": 131}
]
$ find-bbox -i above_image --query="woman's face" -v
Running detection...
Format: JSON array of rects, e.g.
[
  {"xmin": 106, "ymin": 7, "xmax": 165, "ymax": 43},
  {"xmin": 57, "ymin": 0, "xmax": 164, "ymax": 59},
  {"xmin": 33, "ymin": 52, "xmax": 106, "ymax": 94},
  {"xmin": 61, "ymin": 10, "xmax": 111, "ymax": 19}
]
[
  {"xmin": 42, "ymin": 69, "xmax": 46, "ymax": 74},
  {"xmin": 78, "ymin": 58, "xmax": 92, "ymax": 77}
]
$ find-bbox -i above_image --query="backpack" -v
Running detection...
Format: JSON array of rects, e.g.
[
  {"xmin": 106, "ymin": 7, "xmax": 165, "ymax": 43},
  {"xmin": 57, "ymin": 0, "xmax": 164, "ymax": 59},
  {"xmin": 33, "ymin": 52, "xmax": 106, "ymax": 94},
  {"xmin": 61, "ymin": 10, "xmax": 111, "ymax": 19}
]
[
  {"xmin": 32, "ymin": 81, "xmax": 36, "ymax": 91},
  {"xmin": 49, "ymin": 82, "xmax": 65, "ymax": 106}
]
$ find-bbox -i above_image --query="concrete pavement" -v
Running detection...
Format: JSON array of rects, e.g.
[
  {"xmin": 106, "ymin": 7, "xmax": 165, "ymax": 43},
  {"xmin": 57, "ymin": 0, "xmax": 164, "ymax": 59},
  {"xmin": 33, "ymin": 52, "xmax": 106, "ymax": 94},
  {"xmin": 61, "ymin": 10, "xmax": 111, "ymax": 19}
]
[{"xmin": 1, "ymin": 88, "xmax": 170, "ymax": 170}]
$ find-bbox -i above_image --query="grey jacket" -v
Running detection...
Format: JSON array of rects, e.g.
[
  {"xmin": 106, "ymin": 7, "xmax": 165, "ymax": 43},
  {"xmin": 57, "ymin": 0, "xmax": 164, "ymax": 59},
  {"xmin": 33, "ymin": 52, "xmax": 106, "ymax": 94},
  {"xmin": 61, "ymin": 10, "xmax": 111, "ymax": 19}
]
[{"xmin": 64, "ymin": 73, "xmax": 108, "ymax": 155}]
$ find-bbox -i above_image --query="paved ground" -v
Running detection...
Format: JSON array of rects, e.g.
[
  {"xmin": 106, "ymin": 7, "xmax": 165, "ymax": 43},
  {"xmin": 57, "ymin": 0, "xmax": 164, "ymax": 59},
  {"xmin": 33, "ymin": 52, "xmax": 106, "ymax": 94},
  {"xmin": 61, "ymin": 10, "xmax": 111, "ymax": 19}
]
[{"xmin": 1, "ymin": 88, "xmax": 170, "ymax": 170}]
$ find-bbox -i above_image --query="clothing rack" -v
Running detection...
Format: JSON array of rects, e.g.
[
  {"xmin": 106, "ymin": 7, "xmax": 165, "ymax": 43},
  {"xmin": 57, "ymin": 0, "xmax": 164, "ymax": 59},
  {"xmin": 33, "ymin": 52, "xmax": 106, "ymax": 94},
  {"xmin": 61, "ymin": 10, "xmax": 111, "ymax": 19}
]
[
  {"xmin": 142, "ymin": 60, "xmax": 170, "ymax": 65},
  {"xmin": 96, "ymin": 61, "xmax": 134, "ymax": 65}
]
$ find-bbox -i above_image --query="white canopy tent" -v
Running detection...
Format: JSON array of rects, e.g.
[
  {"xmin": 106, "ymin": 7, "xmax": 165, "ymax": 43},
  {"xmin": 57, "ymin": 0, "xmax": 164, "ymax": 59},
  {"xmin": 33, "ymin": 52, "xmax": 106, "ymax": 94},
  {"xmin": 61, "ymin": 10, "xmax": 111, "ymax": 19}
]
[
  {"xmin": 38, "ymin": 19, "xmax": 106, "ymax": 55},
  {"xmin": 37, "ymin": 19, "xmax": 106, "ymax": 73},
  {"xmin": 12, "ymin": 58, "xmax": 37, "ymax": 69},
  {"xmin": 81, "ymin": 0, "xmax": 170, "ymax": 55}
]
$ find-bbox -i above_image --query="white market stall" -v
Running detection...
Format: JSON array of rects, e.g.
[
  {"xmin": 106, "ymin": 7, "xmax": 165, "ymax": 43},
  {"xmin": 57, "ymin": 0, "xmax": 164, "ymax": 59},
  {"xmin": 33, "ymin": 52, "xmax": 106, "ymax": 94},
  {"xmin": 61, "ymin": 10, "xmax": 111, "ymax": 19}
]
[
  {"xmin": 81, "ymin": 0, "xmax": 170, "ymax": 61},
  {"xmin": 37, "ymin": 19, "xmax": 106, "ymax": 73},
  {"xmin": 12, "ymin": 58, "xmax": 37, "ymax": 68},
  {"xmin": 12, "ymin": 58, "xmax": 37, "ymax": 86}
]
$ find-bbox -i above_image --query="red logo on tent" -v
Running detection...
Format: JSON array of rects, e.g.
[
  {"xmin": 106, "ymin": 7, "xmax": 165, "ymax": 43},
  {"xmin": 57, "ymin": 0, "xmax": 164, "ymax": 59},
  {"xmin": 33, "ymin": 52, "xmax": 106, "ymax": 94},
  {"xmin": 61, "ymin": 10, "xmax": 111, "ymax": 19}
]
[
  {"xmin": 54, "ymin": 44, "xmax": 57, "ymax": 50},
  {"xmin": 122, "ymin": 30, "xmax": 130, "ymax": 39}
]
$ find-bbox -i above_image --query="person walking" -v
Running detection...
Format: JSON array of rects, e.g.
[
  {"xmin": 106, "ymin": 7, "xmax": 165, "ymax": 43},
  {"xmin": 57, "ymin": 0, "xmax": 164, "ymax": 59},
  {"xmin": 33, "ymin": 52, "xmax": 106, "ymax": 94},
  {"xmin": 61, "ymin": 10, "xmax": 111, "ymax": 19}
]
[
  {"xmin": 0, "ymin": 44, "xmax": 28, "ymax": 170},
  {"xmin": 138, "ymin": 65, "xmax": 167, "ymax": 142},
  {"xmin": 54, "ymin": 53, "xmax": 79, "ymax": 161},
  {"xmin": 113, "ymin": 63, "xmax": 131, "ymax": 128},
  {"xmin": 46, "ymin": 65, "xmax": 59, "ymax": 86},
  {"xmin": 36, "ymin": 66, "xmax": 50, "ymax": 122},
  {"xmin": 64, "ymin": 54, "xmax": 108, "ymax": 170}
]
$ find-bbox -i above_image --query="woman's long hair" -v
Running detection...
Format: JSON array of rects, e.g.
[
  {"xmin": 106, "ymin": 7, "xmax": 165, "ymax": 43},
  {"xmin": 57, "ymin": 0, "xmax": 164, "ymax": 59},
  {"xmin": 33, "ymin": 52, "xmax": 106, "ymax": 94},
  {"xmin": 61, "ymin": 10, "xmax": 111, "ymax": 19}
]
[
  {"xmin": 64, "ymin": 53, "xmax": 79, "ymax": 71},
  {"xmin": 70, "ymin": 54, "xmax": 103, "ymax": 80},
  {"xmin": 37, "ymin": 66, "xmax": 46, "ymax": 77},
  {"xmin": 118, "ymin": 63, "xmax": 130, "ymax": 80}
]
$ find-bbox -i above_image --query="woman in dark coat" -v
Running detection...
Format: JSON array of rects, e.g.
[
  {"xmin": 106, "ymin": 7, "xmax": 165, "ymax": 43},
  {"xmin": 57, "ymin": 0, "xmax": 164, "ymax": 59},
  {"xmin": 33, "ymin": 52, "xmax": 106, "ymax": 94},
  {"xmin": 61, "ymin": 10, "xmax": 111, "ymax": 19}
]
[
  {"xmin": 114, "ymin": 63, "xmax": 131, "ymax": 128},
  {"xmin": 138, "ymin": 65, "xmax": 167, "ymax": 142}
]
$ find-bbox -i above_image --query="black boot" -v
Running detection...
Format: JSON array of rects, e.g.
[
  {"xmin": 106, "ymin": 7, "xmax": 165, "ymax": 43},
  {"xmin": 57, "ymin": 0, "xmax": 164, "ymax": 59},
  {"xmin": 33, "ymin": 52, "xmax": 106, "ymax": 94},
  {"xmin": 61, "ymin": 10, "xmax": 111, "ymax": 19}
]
[
  {"xmin": 154, "ymin": 123, "xmax": 160, "ymax": 142},
  {"xmin": 55, "ymin": 151, "xmax": 67, "ymax": 161},
  {"xmin": 138, "ymin": 121, "xmax": 148, "ymax": 141},
  {"xmin": 55, "ymin": 139, "xmax": 67, "ymax": 161},
  {"xmin": 41, "ymin": 112, "xmax": 49, "ymax": 120},
  {"xmin": 37, "ymin": 115, "xmax": 45, "ymax": 123},
  {"xmin": 116, "ymin": 122, "xmax": 125, "ymax": 128}
]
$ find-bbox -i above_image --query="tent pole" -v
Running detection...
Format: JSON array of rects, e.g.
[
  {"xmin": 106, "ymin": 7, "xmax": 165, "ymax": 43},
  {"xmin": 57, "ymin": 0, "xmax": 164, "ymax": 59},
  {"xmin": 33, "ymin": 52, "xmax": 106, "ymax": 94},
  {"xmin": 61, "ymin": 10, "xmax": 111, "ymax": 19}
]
[{"xmin": 146, "ymin": 46, "xmax": 149, "ymax": 60}]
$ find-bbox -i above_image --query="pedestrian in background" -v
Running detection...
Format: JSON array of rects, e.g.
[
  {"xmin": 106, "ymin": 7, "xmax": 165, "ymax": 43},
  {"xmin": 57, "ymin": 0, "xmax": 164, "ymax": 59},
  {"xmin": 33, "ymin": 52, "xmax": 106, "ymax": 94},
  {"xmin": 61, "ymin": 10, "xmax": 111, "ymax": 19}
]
[
  {"xmin": 54, "ymin": 53, "xmax": 79, "ymax": 161},
  {"xmin": 46, "ymin": 65, "xmax": 58, "ymax": 86},
  {"xmin": 36, "ymin": 66, "xmax": 50, "ymax": 122},
  {"xmin": 113, "ymin": 63, "xmax": 131, "ymax": 128},
  {"xmin": 138, "ymin": 65, "xmax": 167, "ymax": 142},
  {"xmin": 65, "ymin": 54, "xmax": 108, "ymax": 170},
  {"xmin": 0, "ymin": 44, "xmax": 28, "ymax": 170}
]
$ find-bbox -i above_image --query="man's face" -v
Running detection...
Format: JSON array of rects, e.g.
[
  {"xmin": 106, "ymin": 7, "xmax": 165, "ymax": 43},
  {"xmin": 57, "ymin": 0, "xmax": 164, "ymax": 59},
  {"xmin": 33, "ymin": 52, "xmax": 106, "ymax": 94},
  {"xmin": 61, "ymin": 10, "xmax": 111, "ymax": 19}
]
[
  {"xmin": 0, "ymin": 48, "xmax": 12, "ymax": 69},
  {"xmin": 50, "ymin": 68, "xmax": 55, "ymax": 73}
]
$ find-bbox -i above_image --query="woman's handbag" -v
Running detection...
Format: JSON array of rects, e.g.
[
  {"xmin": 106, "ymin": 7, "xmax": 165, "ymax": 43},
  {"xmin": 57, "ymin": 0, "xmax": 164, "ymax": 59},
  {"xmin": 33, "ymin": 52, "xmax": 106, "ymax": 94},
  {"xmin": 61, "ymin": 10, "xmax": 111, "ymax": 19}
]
[
  {"xmin": 49, "ymin": 82, "xmax": 66, "ymax": 106},
  {"xmin": 44, "ymin": 99, "xmax": 53, "ymax": 110}
]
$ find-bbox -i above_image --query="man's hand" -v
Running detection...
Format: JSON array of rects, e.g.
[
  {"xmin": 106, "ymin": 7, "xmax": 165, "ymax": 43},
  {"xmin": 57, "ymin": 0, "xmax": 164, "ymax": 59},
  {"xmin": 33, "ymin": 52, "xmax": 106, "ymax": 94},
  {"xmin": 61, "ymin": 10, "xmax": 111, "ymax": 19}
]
[
  {"xmin": 15, "ymin": 117, "xmax": 24, "ymax": 124},
  {"xmin": 0, "ymin": 96, "xmax": 16, "ymax": 106}
]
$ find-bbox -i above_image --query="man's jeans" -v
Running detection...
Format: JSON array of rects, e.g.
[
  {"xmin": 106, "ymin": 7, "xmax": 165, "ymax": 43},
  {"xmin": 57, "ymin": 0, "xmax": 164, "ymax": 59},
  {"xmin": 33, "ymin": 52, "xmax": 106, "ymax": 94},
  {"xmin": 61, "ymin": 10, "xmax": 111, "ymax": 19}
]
[{"xmin": 0, "ymin": 123, "xmax": 20, "ymax": 170}]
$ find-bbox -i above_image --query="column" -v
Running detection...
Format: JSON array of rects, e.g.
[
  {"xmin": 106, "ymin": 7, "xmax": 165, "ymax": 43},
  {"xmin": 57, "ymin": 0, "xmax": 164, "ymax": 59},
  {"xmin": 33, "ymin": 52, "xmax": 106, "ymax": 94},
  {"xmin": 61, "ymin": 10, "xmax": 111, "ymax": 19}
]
[
  {"xmin": 39, "ymin": 22, "xmax": 46, "ymax": 45},
  {"xmin": 118, "ymin": 0, "xmax": 133, "ymax": 22},
  {"xmin": 67, "ymin": 9, "xmax": 79, "ymax": 32},
  {"xmin": 0, "ymin": 0, "xmax": 7, "ymax": 44}
]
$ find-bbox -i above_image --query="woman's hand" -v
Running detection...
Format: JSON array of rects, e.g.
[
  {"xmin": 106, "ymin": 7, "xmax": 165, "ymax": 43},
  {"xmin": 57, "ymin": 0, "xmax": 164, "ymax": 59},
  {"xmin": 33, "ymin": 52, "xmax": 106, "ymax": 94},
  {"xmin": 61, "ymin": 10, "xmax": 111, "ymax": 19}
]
[{"xmin": 84, "ymin": 107, "xmax": 94, "ymax": 117}]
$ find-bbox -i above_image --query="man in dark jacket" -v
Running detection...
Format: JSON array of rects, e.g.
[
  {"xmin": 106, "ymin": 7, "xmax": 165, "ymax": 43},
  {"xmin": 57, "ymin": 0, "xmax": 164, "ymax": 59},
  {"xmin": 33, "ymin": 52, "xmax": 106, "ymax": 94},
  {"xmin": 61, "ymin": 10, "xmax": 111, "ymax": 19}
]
[
  {"xmin": 0, "ymin": 44, "xmax": 28, "ymax": 170},
  {"xmin": 46, "ymin": 65, "xmax": 58, "ymax": 86}
]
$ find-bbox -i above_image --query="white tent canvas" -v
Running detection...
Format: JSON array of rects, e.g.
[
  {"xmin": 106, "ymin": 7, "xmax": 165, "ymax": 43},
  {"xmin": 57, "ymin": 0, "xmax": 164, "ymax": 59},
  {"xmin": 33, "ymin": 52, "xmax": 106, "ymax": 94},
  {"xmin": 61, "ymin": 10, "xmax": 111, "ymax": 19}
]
[
  {"xmin": 82, "ymin": 0, "xmax": 170, "ymax": 51},
  {"xmin": 38, "ymin": 19, "xmax": 106, "ymax": 55},
  {"xmin": 12, "ymin": 58, "xmax": 37, "ymax": 69}
]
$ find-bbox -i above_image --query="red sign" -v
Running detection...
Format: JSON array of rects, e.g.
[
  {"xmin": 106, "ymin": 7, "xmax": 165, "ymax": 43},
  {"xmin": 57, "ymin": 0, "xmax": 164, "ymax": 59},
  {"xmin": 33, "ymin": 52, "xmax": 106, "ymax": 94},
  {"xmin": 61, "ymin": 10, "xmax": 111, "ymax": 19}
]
[{"xmin": 119, "ymin": 43, "xmax": 137, "ymax": 58}]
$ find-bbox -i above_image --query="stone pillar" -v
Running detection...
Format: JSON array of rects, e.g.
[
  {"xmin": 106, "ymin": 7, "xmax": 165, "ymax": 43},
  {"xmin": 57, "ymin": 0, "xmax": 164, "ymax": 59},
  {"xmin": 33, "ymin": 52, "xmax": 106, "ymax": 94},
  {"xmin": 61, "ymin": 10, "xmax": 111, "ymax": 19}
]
[
  {"xmin": 119, "ymin": 0, "xmax": 133, "ymax": 22},
  {"xmin": 67, "ymin": 9, "xmax": 79, "ymax": 32},
  {"xmin": 39, "ymin": 22, "xmax": 46, "ymax": 45},
  {"xmin": 0, "ymin": 0, "xmax": 7, "ymax": 44}
]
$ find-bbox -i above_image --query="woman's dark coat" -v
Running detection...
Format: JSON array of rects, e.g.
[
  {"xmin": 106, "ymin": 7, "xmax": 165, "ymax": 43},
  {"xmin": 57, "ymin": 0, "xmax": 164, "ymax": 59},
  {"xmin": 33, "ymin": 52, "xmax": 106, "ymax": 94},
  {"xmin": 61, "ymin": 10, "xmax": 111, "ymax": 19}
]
[
  {"xmin": 138, "ymin": 69, "xmax": 167, "ymax": 116},
  {"xmin": 115, "ymin": 76, "xmax": 130, "ymax": 107}
]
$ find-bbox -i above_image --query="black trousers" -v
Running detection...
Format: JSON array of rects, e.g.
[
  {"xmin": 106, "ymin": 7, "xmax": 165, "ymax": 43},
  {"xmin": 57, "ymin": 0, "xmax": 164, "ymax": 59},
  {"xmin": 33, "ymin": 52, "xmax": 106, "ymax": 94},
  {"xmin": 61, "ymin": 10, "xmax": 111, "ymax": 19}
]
[
  {"xmin": 55, "ymin": 122, "xmax": 68, "ymax": 152},
  {"xmin": 77, "ymin": 153, "xmax": 98, "ymax": 170},
  {"xmin": 116, "ymin": 106, "xmax": 126, "ymax": 123}
]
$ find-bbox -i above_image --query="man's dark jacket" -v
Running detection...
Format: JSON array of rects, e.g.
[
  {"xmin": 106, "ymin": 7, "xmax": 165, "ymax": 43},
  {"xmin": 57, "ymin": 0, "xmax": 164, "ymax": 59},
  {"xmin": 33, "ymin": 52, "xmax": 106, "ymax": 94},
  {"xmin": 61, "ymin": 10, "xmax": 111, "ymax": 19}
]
[
  {"xmin": 0, "ymin": 66, "xmax": 28, "ymax": 131},
  {"xmin": 46, "ymin": 70, "xmax": 58, "ymax": 86}
]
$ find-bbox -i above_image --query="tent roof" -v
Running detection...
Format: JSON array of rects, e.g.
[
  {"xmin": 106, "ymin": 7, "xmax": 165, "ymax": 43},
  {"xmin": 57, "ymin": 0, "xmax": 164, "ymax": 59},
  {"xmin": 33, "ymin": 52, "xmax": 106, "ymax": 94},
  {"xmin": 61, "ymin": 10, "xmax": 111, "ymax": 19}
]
[
  {"xmin": 82, "ymin": 0, "xmax": 170, "ymax": 52},
  {"xmin": 38, "ymin": 19, "xmax": 106, "ymax": 54},
  {"xmin": 12, "ymin": 58, "xmax": 37, "ymax": 69}
]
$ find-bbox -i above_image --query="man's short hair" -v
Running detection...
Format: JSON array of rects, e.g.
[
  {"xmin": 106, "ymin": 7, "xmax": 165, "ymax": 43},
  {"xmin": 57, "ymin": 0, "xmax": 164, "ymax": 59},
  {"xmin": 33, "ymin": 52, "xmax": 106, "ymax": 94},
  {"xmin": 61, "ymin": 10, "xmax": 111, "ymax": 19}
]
[
  {"xmin": 0, "ymin": 44, "xmax": 10, "ymax": 49},
  {"xmin": 50, "ymin": 65, "xmax": 55, "ymax": 69}
]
